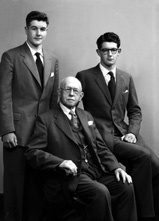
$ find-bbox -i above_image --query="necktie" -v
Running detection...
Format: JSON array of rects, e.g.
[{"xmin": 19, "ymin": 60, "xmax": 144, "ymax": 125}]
[
  {"xmin": 108, "ymin": 71, "xmax": 116, "ymax": 101},
  {"xmin": 35, "ymin": 52, "xmax": 44, "ymax": 87},
  {"xmin": 69, "ymin": 110, "xmax": 79, "ymax": 128}
]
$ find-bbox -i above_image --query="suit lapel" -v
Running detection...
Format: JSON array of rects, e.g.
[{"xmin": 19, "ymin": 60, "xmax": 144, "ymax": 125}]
[
  {"xmin": 113, "ymin": 69, "xmax": 124, "ymax": 106},
  {"xmin": 93, "ymin": 66, "xmax": 125, "ymax": 106},
  {"xmin": 94, "ymin": 65, "xmax": 112, "ymax": 105},
  {"xmin": 54, "ymin": 107, "xmax": 78, "ymax": 145},
  {"xmin": 43, "ymin": 49, "xmax": 52, "ymax": 86},
  {"xmin": 21, "ymin": 43, "xmax": 53, "ymax": 89},
  {"xmin": 21, "ymin": 43, "xmax": 42, "ymax": 87}
]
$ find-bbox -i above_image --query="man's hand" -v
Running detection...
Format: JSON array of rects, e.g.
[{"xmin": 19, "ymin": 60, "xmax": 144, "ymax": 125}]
[
  {"xmin": 59, "ymin": 160, "xmax": 77, "ymax": 176},
  {"xmin": 121, "ymin": 133, "xmax": 137, "ymax": 144},
  {"xmin": 2, "ymin": 132, "xmax": 18, "ymax": 148},
  {"xmin": 114, "ymin": 168, "xmax": 132, "ymax": 184}
]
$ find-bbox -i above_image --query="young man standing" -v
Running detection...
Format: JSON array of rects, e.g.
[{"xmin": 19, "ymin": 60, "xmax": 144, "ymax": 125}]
[
  {"xmin": 0, "ymin": 11, "xmax": 59, "ymax": 221},
  {"xmin": 76, "ymin": 32, "xmax": 159, "ymax": 221}
]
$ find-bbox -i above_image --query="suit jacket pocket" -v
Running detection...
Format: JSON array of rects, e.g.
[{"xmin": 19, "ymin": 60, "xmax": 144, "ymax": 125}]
[{"xmin": 122, "ymin": 91, "xmax": 129, "ymax": 105}]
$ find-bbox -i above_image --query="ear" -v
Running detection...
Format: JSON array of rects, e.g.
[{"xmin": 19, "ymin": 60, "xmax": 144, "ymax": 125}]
[
  {"xmin": 118, "ymin": 48, "xmax": 121, "ymax": 54},
  {"xmin": 96, "ymin": 49, "xmax": 100, "ymax": 57},
  {"xmin": 79, "ymin": 92, "xmax": 84, "ymax": 102},
  {"xmin": 24, "ymin": 26, "xmax": 27, "ymax": 35}
]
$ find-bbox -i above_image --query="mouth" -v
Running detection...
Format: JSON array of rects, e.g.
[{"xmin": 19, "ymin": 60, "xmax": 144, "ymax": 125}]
[
  {"xmin": 34, "ymin": 38, "xmax": 42, "ymax": 40},
  {"xmin": 67, "ymin": 99, "xmax": 75, "ymax": 103}
]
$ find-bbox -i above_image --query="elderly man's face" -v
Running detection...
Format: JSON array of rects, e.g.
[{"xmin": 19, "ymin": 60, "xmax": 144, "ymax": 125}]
[{"xmin": 59, "ymin": 77, "xmax": 84, "ymax": 109}]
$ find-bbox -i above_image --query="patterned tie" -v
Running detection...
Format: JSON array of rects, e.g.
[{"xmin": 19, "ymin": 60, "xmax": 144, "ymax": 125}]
[
  {"xmin": 35, "ymin": 52, "xmax": 44, "ymax": 88},
  {"xmin": 108, "ymin": 71, "xmax": 116, "ymax": 101},
  {"xmin": 69, "ymin": 110, "xmax": 79, "ymax": 128}
]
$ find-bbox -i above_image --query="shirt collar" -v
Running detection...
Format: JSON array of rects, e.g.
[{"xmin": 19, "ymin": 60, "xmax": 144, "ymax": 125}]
[
  {"xmin": 99, "ymin": 63, "xmax": 116, "ymax": 79},
  {"xmin": 59, "ymin": 102, "xmax": 76, "ymax": 118},
  {"xmin": 26, "ymin": 41, "xmax": 43, "ymax": 58}
]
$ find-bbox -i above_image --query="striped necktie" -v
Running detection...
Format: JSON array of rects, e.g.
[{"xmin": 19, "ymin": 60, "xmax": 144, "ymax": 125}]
[{"xmin": 69, "ymin": 110, "xmax": 79, "ymax": 128}]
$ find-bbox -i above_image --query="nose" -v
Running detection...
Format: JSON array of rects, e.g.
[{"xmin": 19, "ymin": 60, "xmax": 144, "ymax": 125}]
[
  {"xmin": 69, "ymin": 89, "xmax": 74, "ymax": 95},
  {"xmin": 36, "ymin": 29, "xmax": 41, "ymax": 35},
  {"xmin": 108, "ymin": 50, "xmax": 113, "ymax": 56}
]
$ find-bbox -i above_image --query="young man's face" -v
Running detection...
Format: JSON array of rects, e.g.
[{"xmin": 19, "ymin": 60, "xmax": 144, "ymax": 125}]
[
  {"xmin": 25, "ymin": 20, "xmax": 48, "ymax": 48},
  {"xmin": 97, "ymin": 42, "xmax": 121, "ymax": 69}
]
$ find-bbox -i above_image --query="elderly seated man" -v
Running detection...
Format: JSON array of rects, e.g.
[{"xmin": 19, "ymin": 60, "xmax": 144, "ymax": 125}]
[{"xmin": 25, "ymin": 76, "xmax": 137, "ymax": 221}]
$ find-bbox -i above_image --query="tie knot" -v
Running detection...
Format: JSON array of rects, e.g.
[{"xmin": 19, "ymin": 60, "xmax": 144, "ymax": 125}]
[
  {"xmin": 35, "ymin": 52, "xmax": 41, "ymax": 58},
  {"xmin": 108, "ymin": 71, "xmax": 114, "ymax": 78},
  {"xmin": 69, "ymin": 110, "xmax": 76, "ymax": 117}
]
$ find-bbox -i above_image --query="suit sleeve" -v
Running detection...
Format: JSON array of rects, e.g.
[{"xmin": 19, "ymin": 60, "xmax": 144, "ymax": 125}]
[
  {"xmin": 126, "ymin": 76, "xmax": 142, "ymax": 136},
  {"xmin": 0, "ymin": 52, "xmax": 15, "ymax": 136},
  {"xmin": 25, "ymin": 115, "xmax": 64, "ymax": 171}
]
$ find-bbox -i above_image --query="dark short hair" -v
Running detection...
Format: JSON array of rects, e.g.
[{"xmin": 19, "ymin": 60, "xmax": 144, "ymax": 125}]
[
  {"xmin": 96, "ymin": 32, "xmax": 121, "ymax": 49},
  {"xmin": 26, "ymin": 11, "xmax": 49, "ymax": 27}
]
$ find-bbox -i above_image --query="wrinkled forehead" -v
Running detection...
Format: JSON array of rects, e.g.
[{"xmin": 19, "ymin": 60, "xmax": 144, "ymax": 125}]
[{"xmin": 61, "ymin": 77, "xmax": 82, "ymax": 91}]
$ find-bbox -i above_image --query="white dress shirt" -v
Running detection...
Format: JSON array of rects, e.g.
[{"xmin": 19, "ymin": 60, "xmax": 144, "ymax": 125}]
[
  {"xmin": 99, "ymin": 63, "xmax": 116, "ymax": 85},
  {"xmin": 26, "ymin": 41, "xmax": 44, "ymax": 64},
  {"xmin": 59, "ymin": 102, "xmax": 76, "ymax": 120}
]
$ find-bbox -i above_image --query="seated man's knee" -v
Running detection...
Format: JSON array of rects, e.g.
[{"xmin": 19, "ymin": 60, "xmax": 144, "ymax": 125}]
[
  {"xmin": 93, "ymin": 182, "xmax": 111, "ymax": 203},
  {"xmin": 138, "ymin": 146, "xmax": 151, "ymax": 161}
]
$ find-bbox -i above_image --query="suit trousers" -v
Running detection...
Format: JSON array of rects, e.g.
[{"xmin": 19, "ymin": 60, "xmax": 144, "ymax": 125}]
[
  {"xmin": 3, "ymin": 146, "xmax": 26, "ymax": 221},
  {"xmin": 3, "ymin": 146, "xmax": 44, "ymax": 221},
  {"xmin": 75, "ymin": 172, "xmax": 137, "ymax": 221},
  {"xmin": 114, "ymin": 137, "xmax": 159, "ymax": 219}
]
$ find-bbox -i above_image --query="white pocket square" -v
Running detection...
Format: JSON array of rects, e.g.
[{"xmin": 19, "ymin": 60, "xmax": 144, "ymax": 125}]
[
  {"xmin": 50, "ymin": 72, "xmax": 54, "ymax": 77},
  {"xmin": 123, "ymin": 90, "xmax": 128, "ymax": 93},
  {"xmin": 88, "ymin": 121, "xmax": 94, "ymax": 126}
]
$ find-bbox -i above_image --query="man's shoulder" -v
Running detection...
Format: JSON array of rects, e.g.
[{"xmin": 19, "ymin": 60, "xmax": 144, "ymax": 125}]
[
  {"xmin": 77, "ymin": 65, "xmax": 98, "ymax": 75},
  {"xmin": 39, "ymin": 108, "xmax": 56, "ymax": 118},
  {"xmin": 1, "ymin": 43, "xmax": 27, "ymax": 59},
  {"xmin": 76, "ymin": 107, "xmax": 93, "ymax": 119},
  {"xmin": 43, "ymin": 47, "xmax": 58, "ymax": 60},
  {"xmin": 4, "ymin": 43, "xmax": 26, "ymax": 54},
  {"xmin": 117, "ymin": 68, "xmax": 132, "ymax": 78}
]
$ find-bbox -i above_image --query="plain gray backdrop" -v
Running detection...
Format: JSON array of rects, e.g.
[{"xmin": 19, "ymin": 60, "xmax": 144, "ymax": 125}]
[{"xmin": 0, "ymin": 0, "xmax": 159, "ymax": 193}]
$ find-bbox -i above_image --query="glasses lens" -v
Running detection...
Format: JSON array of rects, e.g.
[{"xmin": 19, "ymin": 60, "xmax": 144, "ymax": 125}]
[{"xmin": 111, "ymin": 48, "xmax": 118, "ymax": 54}]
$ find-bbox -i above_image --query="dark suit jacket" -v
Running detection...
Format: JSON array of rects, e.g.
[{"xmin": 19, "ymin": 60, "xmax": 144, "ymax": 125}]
[
  {"xmin": 25, "ymin": 106, "xmax": 120, "ymax": 202},
  {"xmin": 76, "ymin": 64, "xmax": 142, "ymax": 151},
  {"xmin": 0, "ymin": 42, "xmax": 59, "ymax": 146}
]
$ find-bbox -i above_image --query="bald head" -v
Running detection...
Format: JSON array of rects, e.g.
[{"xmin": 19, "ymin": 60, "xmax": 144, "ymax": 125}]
[{"xmin": 60, "ymin": 76, "xmax": 82, "ymax": 92}]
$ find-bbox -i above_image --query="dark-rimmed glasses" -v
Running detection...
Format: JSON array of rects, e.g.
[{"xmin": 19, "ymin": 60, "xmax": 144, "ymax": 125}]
[{"xmin": 100, "ymin": 48, "xmax": 119, "ymax": 55}]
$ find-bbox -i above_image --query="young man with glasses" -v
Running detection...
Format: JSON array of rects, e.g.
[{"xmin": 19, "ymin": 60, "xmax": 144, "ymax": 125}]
[{"xmin": 76, "ymin": 32, "xmax": 159, "ymax": 221}]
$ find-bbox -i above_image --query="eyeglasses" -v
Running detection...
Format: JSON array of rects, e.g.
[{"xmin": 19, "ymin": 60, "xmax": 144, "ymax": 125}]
[
  {"xmin": 100, "ymin": 48, "xmax": 119, "ymax": 55},
  {"xmin": 61, "ymin": 87, "xmax": 81, "ymax": 95}
]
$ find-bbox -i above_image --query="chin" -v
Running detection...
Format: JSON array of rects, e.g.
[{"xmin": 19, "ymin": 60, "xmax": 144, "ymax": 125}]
[{"xmin": 33, "ymin": 41, "xmax": 42, "ymax": 47}]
